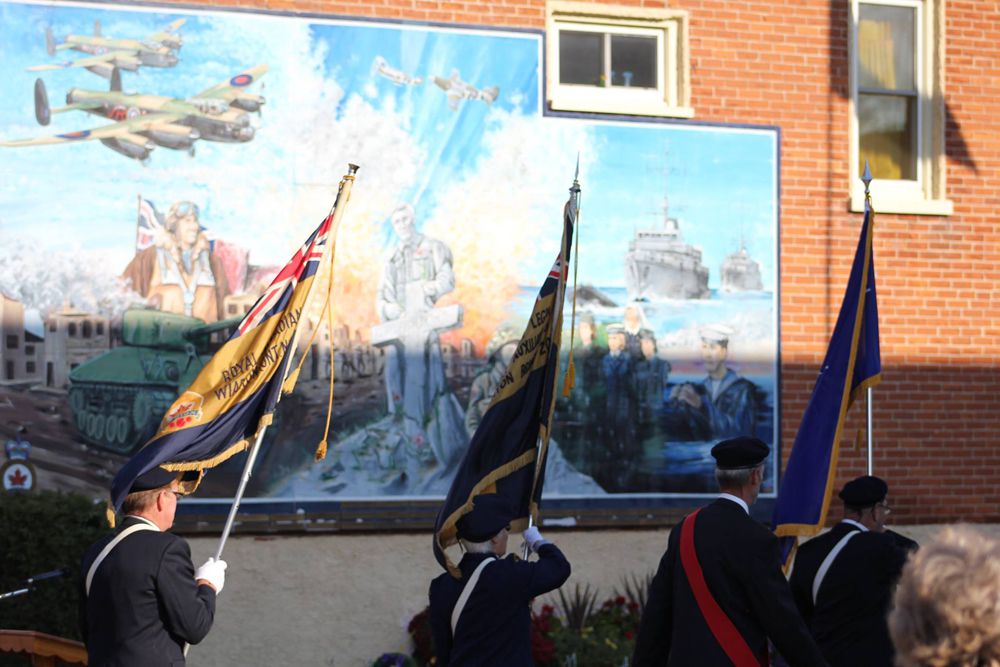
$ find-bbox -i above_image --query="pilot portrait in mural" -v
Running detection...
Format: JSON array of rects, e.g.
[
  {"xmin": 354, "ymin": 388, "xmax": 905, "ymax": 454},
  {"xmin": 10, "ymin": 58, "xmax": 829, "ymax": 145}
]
[
  {"xmin": 667, "ymin": 324, "xmax": 769, "ymax": 442},
  {"xmin": 373, "ymin": 203, "xmax": 466, "ymax": 468},
  {"xmin": 121, "ymin": 201, "xmax": 229, "ymax": 323}
]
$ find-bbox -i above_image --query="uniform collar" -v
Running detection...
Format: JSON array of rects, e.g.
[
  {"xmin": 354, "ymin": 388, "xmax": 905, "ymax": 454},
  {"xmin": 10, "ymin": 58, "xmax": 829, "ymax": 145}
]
[
  {"xmin": 840, "ymin": 518, "xmax": 868, "ymax": 532},
  {"xmin": 124, "ymin": 515, "xmax": 161, "ymax": 531},
  {"xmin": 718, "ymin": 493, "xmax": 749, "ymax": 515}
]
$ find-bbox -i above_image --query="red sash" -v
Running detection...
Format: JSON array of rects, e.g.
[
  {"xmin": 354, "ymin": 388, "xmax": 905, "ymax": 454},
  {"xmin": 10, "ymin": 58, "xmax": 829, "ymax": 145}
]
[{"xmin": 679, "ymin": 509, "xmax": 766, "ymax": 667}]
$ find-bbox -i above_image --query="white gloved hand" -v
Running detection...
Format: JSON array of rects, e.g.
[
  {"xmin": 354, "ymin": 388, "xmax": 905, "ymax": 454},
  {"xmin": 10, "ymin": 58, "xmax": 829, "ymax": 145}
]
[
  {"xmin": 523, "ymin": 526, "xmax": 548, "ymax": 553},
  {"xmin": 194, "ymin": 557, "xmax": 227, "ymax": 594}
]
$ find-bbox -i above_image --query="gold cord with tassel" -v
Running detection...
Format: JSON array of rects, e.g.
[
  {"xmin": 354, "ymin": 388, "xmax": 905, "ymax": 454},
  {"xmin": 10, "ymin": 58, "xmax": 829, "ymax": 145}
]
[
  {"xmin": 562, "ymin": 202, "xmax": 581, "ymax": 397},
  {"xmin": 283, "ymin": 284, "xmax": 331, "ymax": 396},
  {"xmin": 315, "ymin": 240, "xmax": 338, "ymax": 461},
  {"xmin": 105, "ymin": 501, "xmax": 116, "ymax": 528}
]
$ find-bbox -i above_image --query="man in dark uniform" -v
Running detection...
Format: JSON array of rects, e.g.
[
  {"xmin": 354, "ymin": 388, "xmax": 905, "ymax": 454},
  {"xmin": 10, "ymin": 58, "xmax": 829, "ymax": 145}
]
[
  {"xmin": 80, "ymin": 468, "xmax": 226, "ymax": 666},
  {"xmin": 428, "ymin": 494, "xmax": 571, "ymax": 666},
  {"xmin": 633, "ymin": 436, "xmax": 828, "ymax": 667},
  {"xmin": 789, "ymin": 475, "xmax": 918, "ymax": 666}
]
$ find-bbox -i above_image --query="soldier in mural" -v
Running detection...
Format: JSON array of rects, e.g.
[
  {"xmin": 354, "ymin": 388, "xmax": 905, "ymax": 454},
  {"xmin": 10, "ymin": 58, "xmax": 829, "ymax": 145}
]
[
  {"xmin": 622, "ymin": 303, "xmax": 648, "ymax": 362},
  {"xmin": 373, "ymin": 203, "xmax": 465, "ymax": 467},
  {"xmin": 667, "ymin": 324, "xmax": 768, "ymax": 441},
  {"xmin": 634, "ymin": 328, "xmax": 671, "ymax": 448},
  {"xmin": 464, "ymin": 328, "xmax": 519, "ymax": 437},
  {"xmin": 122, "ymin": 201, "xmax": 229, "ymax": 323},
  {"xmin": 602, "ymin": 324, "xmax": 638, "ymax": 483}
]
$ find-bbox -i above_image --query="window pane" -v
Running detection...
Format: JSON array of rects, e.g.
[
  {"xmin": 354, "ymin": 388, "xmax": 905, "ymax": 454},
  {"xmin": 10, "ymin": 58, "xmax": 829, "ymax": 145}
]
[
  {"xmin": 560, "ymin": 31, "xmax": 605, "ymax": 86},
  {"xmin": 859, "ymin": 92, "xmax": 916, "ymax": 180},
  {"xmin": 610, "ymin": 34, "xmax": 657, "ymax": 88},
  {"xmin": 859, "ymin": 4, "xmax": 915, "ymax": 91}
]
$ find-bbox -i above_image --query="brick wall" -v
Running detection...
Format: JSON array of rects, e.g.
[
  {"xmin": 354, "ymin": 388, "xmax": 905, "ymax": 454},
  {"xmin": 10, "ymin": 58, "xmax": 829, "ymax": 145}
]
[{"xmin": 149, "ymin": 0, "xmax": 1000, "ymax": 523}]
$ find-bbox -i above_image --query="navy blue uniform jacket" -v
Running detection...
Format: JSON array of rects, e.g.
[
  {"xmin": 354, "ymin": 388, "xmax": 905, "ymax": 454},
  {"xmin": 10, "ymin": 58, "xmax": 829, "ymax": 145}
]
[
  {"xmin": 789, "ymin": 523, "xmax": 916, "ymax": 667},
  {"xmin": 632, "ymin": 498, "xmax": 828, "ymax": 667},
  {"xmin": 79, "ymin": 516, "xmax": 216, "ymax": 666},
  {"xmin": 429, "ymin": 543, "xmax": 571, "ymax": 666}
]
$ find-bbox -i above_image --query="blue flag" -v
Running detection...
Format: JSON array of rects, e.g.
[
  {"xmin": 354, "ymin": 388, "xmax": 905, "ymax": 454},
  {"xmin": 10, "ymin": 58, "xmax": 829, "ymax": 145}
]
[
  {"xmin": 433, "ymin": 176, "xmax": 578, "ymax": 576},
  {"xmin": 772, "ymin": 205, "xmax": 881, "ymax": 564}
]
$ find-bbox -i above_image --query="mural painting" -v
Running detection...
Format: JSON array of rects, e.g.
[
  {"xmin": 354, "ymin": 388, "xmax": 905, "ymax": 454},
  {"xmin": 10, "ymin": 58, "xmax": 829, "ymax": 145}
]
[{"xmin": 0, "ymin": 0, "xmax": 779, "ymax": 505}]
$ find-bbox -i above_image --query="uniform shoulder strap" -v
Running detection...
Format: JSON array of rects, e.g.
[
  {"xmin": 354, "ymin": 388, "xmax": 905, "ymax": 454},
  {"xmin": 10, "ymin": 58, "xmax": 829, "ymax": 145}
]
[
  {"xmin": 679, "ymin": 509, "xmax": 766, "ymax": 667},
  {"xmin": 812, "ymin": 529, "xmax": 860, "ymax": 604},
  {"xmin": 450, "ymin": 556, "xmax": 496, "ymax": 636},
  {"xmin": 85, "ymin": 523, "xmax": 159, "ymax": 596}
]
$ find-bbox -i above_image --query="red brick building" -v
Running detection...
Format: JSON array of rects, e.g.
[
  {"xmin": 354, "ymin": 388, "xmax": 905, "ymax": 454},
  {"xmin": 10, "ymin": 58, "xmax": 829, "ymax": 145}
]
[{"xmin": 140, "ymin": 0, "xmax": 995, "ymax": 524}]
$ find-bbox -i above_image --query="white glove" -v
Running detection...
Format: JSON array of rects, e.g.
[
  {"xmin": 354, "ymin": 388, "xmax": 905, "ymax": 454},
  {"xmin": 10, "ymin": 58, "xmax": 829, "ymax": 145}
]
[
  {"xmin": 195, "ymin": 557, "xmax": 227, "ymax": 594},
  {"xmin": 523, "ymin": 526, "xmax": 548, "ymax": 553}
]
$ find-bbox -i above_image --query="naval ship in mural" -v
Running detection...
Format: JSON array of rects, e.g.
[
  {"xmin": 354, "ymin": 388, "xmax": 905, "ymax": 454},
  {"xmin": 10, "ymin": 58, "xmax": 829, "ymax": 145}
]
[
  {"xmin": 720, "ymin": 240, "xmax": 764, "ymax": 291},
  {"xmin": 624, "ymin": 195, "xmax": 709, "ymax": 301}
]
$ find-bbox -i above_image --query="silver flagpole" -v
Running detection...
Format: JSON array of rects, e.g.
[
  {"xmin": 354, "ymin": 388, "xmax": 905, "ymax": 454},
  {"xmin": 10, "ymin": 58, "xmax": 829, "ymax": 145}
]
[
  {"xmin": 862, "ymin": 161, "xmax": 874, "ymax": 476},
  {"xmin": 212, "ymin": 163, "xmax": 359, "ymax": 561}
]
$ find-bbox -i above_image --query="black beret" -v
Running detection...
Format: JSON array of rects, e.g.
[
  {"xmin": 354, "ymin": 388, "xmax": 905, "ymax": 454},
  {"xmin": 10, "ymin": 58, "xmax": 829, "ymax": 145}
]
[
  {"xmin": 711, "ymin": 436, "xmax": 769, "ymax": 470},
  {"xmin": 456, "ymin": 493, "xmax": 513, "ymax": 542},
  {"xmin": 838, "ymin": 475, "xmax": 888, "ymax": 508},
  {"xmin": 125, "ymin": 467, "xmax": 178, "ymax": 495}
]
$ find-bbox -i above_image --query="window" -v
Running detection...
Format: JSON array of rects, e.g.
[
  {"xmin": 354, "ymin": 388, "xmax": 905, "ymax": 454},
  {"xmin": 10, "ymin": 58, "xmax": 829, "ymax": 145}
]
[
  {"xmin": 25, "ymin": 345, "xmax": 34, "ymax": 356},
  {"xmin": 5, "ymin": 335, "xmax": 17, "ymax": 349},
  {"xmin": 26, "ymin": 361, "xmax": 35, "ymax": 374},
  {"xmin": 68, "ymin": 323, "xmax": 77, "ymax": 337},
  {"xmin": 849, "ymin": 0, "xmax": 951, "ymax": 214},
  {"xmin": 547, "ymin": 1, "xmax": 691, "ymax": 118},
  {"xmin": 96, "ymin": 322, "xmax": 104, "ymax": 336},
  {"xmin": 48, "ymin": 322, "xmax": 56, "ymax": 332},
  {"xmin": 82, "ymin": 321, "xmax": 92, "ymax": 338}
]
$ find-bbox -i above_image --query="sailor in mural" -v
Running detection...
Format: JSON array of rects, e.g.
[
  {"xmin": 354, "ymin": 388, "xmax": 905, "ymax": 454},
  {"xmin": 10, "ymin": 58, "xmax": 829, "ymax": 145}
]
[
  {"xmin": 667, "ymin": 324, "xmax": 768, "ymax": 441},
  {"xmin": 372, "ymin": 203, "xmax": 467, "ymax": 468},
  {"xmin": 121, "ymin": 201, "xmax": 228, "ymax": 323}
]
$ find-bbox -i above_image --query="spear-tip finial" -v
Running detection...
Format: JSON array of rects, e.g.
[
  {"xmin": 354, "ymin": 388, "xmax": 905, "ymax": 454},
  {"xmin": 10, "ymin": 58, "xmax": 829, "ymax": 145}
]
[
  {"xmin": 348, "ymin": 163, "xmax": 360, "ymax": 175},
  {"xmin": 571, "ymin": 153, "xmax": 581, "ymax": 193},
  {"xmin": 861, "ymin": 160, "xmax": 872, "ymax": 196}
]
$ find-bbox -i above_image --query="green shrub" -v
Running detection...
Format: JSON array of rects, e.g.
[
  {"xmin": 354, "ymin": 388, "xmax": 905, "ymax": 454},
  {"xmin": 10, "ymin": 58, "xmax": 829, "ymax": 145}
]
[{"xmin": 0, "ymin": 491, "xmax": 107, "ymax": 641}]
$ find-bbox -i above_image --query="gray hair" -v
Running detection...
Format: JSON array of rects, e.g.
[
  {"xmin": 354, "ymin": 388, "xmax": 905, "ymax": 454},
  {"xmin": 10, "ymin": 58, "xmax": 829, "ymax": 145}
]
[
  {"xmin": 715, "ymin": 463, "xmax": 762, "ymax": 489},
  {"xmin": 459, "ymin": 538, "xmax": 494, "ymax": 554}
]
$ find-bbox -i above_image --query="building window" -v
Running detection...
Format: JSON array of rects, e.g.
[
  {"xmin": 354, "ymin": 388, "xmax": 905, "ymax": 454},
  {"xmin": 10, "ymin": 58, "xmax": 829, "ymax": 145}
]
[
  {"xmin": 26, "ymin": 361, "xmax": 35, "ymax": 374},
  {"xmin": 547, "ymin": 1, "xmax": 691, "ymax": 118},
  {"xmin": 25, "ymin": 345, "xmax": 34, "ymax": 356},
  {"xmin": 5, "ymin": 335, "xmax": 17, "ymax": 349},
  {"xmin": 82, "ymin": 321, "xmax": 93, "ymax": 338},
  {"xmin": 96, "ymin": 322, "xmax": 104, "ymax": 336},
  {"xmin": 68, "ymin": 323, "xmax": 77, "ymax": 337},
  {"xmin": 48, "ymin": 322, "xmax": 56, "ymax": 332},
  {"xmin": 849, "ymin": 0, "xmax": 951, "ymax": 214}
]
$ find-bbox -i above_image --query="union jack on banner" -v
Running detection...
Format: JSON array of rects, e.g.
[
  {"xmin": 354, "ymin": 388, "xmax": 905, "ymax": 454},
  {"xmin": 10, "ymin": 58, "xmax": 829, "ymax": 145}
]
[{"xmin": 135, "ymin": 198, "xmax": 163, "ymax": 251}]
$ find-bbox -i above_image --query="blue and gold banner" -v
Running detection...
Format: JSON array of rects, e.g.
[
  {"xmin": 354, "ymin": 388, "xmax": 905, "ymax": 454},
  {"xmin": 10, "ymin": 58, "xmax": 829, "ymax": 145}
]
[
  {"xmin": 433, "ymin": 177, "xmax": 578, "ymax": 575},
  {"xmin": 772, "ymin": 205, "xmax": 881, "ymax": 562},
  {"xmin": 110, "ymin": 175, "xmax": 354, "ymax": 512}
]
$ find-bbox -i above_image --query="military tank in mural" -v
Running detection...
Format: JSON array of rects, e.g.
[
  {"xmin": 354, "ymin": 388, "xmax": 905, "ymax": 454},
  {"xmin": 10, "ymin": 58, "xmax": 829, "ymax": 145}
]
[{"xmin": 68, "ymin": 309, "xmax": 241, "ymax": 454}]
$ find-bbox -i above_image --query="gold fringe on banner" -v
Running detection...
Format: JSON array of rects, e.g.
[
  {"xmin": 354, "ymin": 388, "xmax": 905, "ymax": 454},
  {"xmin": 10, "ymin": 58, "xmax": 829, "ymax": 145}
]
[
  {"xmin": 105, "ymin": 501, "xmax": 116, "ymax": 528},
  {"xmin": 561, "ymin": 203, "xmax": 581, "ymax": 397}
]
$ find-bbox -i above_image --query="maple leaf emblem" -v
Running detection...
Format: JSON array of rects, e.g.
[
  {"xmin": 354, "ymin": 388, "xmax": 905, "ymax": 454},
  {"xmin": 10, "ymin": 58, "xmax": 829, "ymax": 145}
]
[{"xmin": 7, "ymin": 467, "xmax": 27, "ymax": 487}]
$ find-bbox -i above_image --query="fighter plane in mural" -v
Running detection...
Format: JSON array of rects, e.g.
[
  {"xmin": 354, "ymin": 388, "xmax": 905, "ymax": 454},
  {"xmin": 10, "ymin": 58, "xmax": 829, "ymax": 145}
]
[
  {"xmin": 431, "ymin": 69, "xmax": 499, "ymax": 111},
  {"xmin": 0, "ymin": 65, "xmax": 267, "ymax": 163},
  {"xmin": 371, "ymin": 56, "xmax": 423, "ymax": 86},
  {"xmin": 26, "ymin": 19, "xmax": 186, "ymax": 80}
]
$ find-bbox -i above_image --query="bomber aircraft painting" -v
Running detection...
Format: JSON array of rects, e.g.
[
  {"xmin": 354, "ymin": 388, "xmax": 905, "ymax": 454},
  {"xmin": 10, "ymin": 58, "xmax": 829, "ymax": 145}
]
[
  {"xmin": 27, "ymin": 19, "xmax": 185, "ymax": 79},
  {"xmin": 371, "ymin": 55, "xmax": 422, "ymax": 86},
  {"xmin": 431, "ymin": 69, "xmax": 499, "ymax": 111},
  {"xmin": 1, "ymin": 64, "xmax": 267, "ymax": 162}
]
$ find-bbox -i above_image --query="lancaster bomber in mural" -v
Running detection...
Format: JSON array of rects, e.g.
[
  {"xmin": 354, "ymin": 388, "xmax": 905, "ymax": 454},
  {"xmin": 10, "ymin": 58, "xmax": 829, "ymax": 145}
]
[
  {"xmin": 27, "ymin": 19, "xmax": 185, "ymax": 79},
  {"xmin": 1, "ymin": 64, "xmax": 267, "ymax": 162},
  {"xmin": 432, "ymin": 69, "xmax": 499, "ymax": 111}
]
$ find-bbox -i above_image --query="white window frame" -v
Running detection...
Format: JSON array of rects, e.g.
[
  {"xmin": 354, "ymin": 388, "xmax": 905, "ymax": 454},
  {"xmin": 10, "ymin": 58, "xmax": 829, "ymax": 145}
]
[
  {"xmin": 848, "ymin": 0, "xmax": 951, "ymax": 215},
  {"xmin": 547, "ymin": 1, "xmax": 692, "ymax": 119}
]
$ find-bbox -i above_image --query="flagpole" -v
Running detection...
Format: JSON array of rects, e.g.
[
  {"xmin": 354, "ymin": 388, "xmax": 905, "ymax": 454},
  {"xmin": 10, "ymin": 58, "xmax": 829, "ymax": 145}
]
[
  {"xmin": 862, "ymin": 161, "xmax": 874, "ymax": 476},
  {"xmin": 212, "ymin": 164, "xmax": 359, "ymax": 561}
]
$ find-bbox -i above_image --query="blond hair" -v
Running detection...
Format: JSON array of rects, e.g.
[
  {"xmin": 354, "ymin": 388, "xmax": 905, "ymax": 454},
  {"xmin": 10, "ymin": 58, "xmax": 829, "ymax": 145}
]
[{"xmin": 890, "ymin": 525, "xmax": 1000, "ymax": 667}]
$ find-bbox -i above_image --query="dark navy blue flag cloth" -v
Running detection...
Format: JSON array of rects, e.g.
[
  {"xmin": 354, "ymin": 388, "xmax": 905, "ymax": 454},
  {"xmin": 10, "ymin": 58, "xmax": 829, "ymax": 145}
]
[
  {"xmin": 433, "ymin": 175, "xmax": 578, "ymax": 577},
  {"xmin": 772, "ymin": 203, "xmax": 881, "ymax": 566}
]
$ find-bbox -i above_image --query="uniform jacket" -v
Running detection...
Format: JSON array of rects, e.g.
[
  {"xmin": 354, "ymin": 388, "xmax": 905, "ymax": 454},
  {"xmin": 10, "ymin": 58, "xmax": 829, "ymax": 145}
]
[
  {"xmin": 633, "ymin": 498, "xmax": 828, "ymax": 667},
  {"xmin": 79, "ymin": 516, "xmax": 216, "ymax": 667},
  {"xmin": 428, "ymin": 543, "xmax": 571, "ymax": 666},
  {"xmin": 789, "ymin": 522, "xmax": 915, "ymax": 667}
]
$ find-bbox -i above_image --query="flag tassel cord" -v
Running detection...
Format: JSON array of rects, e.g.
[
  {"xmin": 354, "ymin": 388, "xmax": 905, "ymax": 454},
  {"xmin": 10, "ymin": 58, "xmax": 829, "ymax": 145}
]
[
  {"xmin": 213, "ymin": 164, "xmax": 358, "ymax": 561},
  {"xmin": 863, "ymin": 167, "xmax": 875, "ymax": 477}
]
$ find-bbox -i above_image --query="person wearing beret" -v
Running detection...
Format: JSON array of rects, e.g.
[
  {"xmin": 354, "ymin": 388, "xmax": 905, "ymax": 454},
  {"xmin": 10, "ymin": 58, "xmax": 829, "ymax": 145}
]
[
  {"xmin": 428, "ymin": 493, "xmax": 571, "ymax": 666},
  {"xmin": 79, "ymin": 467, "xmax": 227, "ymax": 666},
  {"xmin": 633, "ymin": 436, "xmax": 828, "ymax": 667},
  {"xmin": 789, "ymin": 475, "xmax": 918, "ymax": 667}
]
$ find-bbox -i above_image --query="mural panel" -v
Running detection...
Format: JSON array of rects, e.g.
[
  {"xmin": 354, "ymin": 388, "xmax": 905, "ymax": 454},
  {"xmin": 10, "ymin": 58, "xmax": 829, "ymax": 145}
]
[{"xmin": 0, "ymin": 0, "xmax": 779, "ymax": 504}]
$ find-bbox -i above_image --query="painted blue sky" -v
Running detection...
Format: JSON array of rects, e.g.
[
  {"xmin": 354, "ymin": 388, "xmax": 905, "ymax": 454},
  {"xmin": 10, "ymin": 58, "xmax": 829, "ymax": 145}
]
[{"xmin": 0, "ymin": 0, "xmax": 776, "ymax": 293}]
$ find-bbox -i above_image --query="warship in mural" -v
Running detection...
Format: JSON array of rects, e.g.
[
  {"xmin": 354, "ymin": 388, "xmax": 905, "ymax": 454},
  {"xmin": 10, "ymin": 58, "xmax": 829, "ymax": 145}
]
[
  {"xmin": 624, "ymin": 196, "xmax": 710, "ymax": 301},
  {"xmin": 68, "ymin": 308, "xmax": 239, "ymax": 455},
  {"xmin": 720, "ymin": 240, "xmax": 763, "ymax": 291}
]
